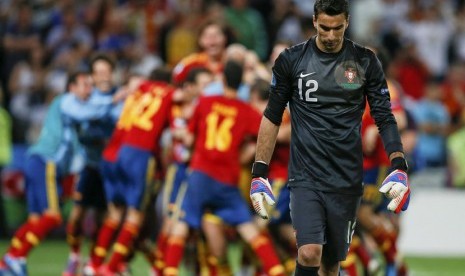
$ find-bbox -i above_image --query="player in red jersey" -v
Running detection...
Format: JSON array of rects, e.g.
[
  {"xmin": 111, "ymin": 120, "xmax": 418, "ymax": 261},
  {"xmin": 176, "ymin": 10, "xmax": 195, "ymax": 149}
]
[
  {"xmin": 152, "ymin": 67, "xmax": 214, "ymax": 275},
  {"xmin": 162, "ymin": 60, "xmax": 286, "ymax": 276},
  {"xmin": 84, "ymin": 70, "xmax": 176, "ymax": 276}
]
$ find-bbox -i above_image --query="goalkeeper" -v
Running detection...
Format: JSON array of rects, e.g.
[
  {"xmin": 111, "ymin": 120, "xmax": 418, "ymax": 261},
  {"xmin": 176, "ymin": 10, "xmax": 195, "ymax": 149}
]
[{"xmin": 249, "ymin": 0, "xmax": 410, "ymax": 275}]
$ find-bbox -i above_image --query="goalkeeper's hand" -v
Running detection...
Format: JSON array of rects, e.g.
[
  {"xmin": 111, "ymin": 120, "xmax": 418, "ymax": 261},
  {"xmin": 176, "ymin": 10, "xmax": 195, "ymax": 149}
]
[
  {"xmin": 250, "ymin": 161, "xmax": 275, "ymax": 219},
  {"xmin": 379, "ymin": 157, "xmax": 410, "ymax": 213},
  {"xmin": 250, "ymin": 177, "xmax": 275, "ymax": 219}
]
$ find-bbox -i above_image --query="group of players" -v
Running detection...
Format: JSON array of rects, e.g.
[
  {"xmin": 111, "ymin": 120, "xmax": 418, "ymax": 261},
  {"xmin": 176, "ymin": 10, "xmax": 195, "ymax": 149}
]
[{"xmin": 0, "ymin": 19, "xmax": 407, "ymax": 276}]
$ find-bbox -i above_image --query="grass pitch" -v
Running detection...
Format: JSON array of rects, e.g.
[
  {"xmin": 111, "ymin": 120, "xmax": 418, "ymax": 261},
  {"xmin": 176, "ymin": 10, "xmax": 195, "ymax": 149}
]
[{"xmin": 1, "ymin": 240, "xmax": 464, "ymax": 275}]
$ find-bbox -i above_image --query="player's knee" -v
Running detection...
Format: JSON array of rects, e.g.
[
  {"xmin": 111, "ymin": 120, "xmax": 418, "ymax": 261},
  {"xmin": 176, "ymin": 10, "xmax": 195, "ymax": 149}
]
[{"xmin": 298, "ymin": 244, "xmax": 322, "ymax": 266}]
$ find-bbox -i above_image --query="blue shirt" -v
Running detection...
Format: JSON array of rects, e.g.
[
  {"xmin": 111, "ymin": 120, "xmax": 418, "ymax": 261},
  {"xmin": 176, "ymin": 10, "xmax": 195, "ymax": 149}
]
[{"xmin": 76, "ymin": 87, "xmax": 120, "ymax": 167}]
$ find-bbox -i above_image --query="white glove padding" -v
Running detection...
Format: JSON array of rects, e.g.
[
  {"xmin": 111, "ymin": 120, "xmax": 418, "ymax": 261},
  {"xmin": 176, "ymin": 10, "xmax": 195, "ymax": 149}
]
[
  {"xmin": 250, "ymin": 177, "xmax": 276, "ymax": 219},
  {"xmin": 379, "ymin": 169, "xmax": 410, "ymax": 213}
]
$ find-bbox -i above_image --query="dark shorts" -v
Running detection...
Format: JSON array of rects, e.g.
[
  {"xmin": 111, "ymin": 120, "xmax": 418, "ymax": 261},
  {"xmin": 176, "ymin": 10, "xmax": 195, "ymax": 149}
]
[
  {"xmin": 290, "ymin": 186, "xmax": 361, "ymax": 262},
  {"xmin": 74, "ymin": 166, "xmax": 106, "ymax": 209}
]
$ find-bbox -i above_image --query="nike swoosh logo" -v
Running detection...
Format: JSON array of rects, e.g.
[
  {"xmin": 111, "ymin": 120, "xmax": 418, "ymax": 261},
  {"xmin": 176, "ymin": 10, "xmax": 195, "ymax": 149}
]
[{"xmin": 300, "ymin": 72, "xmax": 316, "ymax": 78}]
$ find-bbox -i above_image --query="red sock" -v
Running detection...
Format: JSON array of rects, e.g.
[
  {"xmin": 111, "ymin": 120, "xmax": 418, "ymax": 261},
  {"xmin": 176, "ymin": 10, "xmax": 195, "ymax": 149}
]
[
  {"xmin": 7, "ymin": 218, "xmax": 36, "ymax": 256},
  {"xmin": 66, "ymin": 222, "xmax": 82, "ymax": 254},
  {"xmin": 107, "ymin": 222, "xmax": 140, "ymax": 272},
  {"xmin": 250, "ymin": 234, "xmax": 286, "ymax": 276},
  {"xmin": 153, "ymin": 232, "xmax": 168, "ymax": 273},
  {"xmin": 340, "ymin": 252, "xmax": 358, "ymax": 276},
  {"xmin": 90, "ymin": 219, "xmax": 119, "ymax": 266},
  {"xmin": 163, "ymin": 236, "xmax": 186, "ymax": 276},
  {"xmin": 14, "ymin": 214, "xmax": 61, "ymax": 257}
]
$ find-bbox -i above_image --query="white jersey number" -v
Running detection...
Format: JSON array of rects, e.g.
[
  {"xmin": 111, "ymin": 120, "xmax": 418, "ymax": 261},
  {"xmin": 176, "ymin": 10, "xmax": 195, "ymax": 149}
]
[{"xmin": 298, "ymin": 79, "xmax": 318, "ymax": 102}]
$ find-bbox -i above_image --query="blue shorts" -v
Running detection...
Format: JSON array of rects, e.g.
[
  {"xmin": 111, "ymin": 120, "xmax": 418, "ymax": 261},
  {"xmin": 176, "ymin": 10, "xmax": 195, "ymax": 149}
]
[
  {"xmin": 162, "ymin": 162, "xmax": 189, "ymax": 215},
  {"xmin": 101, "ymin": 159, "xmax": 125, "ymax": 206},
  {"xmin": 24, "ymin": 154, "xmax": 63, "ymax": 214},
  {"xmin": 180, "ymin": 170, "xmax": 253, "ymax": 229},
  {"xmin": 74, "ymin": 166, "xmax": 106, "ymax": 209},
  {"xmin": 269, "ymin": 178, "xmax": 291, "ymax": 225},
  {"xmin": 117, "ymin": 145, "xmax": 156, "ymax": 210}
]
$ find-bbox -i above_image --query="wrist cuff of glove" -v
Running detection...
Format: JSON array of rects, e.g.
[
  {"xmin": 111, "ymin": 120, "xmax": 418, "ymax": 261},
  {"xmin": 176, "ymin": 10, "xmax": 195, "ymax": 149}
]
[
  {"xmin": 252, "ymin": 161, "xmax": 269, "ymax": 178},
  {"xmin": 391, "ymin": 157, "xmax": 408, "ymax": 172}
]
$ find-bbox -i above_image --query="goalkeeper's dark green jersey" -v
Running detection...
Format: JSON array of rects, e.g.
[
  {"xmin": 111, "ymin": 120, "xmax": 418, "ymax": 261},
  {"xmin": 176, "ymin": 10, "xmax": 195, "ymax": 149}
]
[{"xmin": 264, "ymin": 36, "xmax": 403, "ymax": 195}]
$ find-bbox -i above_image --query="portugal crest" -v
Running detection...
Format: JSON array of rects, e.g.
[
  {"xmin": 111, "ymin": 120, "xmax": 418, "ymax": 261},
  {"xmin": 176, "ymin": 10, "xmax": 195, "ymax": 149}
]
[
  {"xmin": 344, "ymin": 68, "xmax": 357, "ymax": 83},
  {"xmin": 334, "ymin": 61, "xmax": 365, "ymax": 90}
]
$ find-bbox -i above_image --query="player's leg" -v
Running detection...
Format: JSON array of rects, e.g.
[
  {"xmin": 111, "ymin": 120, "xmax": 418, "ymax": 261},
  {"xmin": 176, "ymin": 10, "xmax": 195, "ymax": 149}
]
[
  {"xmin": 268, "ymin": 179, "xmax": 297, "ymax": 274},
  {"xmin": 85, "ymin": 160, "xmax": 124, "ymax": 275},
  {"xmin": 64, "ymin": 166, "xmax": 96, "ymax": 276},
  {"xmin": 163, "ymin": 170, "xmax": 211, "ymax": 276},
  {"xmin": 288, "ymin": 187, "xmax": 326, "ymax": 276},
  {"xmin": 3, "ymin": 155, "xmax": 62, "ymax": 276},
  {"xmin": 104, "ymin": 146, "xmax": 155, "ymax": 273},
  {"xmin": 201, "ymin": 213, "xmax": 230, "ymax": 275},
  {"xmin": 153, "ymin": 162, "xmax": 188, "ymax": 274},
  {"xmin": 321, "ymin": 192, "xmax": 361, "ymax": 276},
  {"xmin": 210, "ymin": 179, "xmax": 285, "ymax": 276}
]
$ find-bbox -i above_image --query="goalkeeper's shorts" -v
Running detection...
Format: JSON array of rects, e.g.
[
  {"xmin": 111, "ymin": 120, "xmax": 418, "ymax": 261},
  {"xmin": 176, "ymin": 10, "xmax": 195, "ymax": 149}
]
[{"xmin": 290, "ymin": 186, "xmax": 361, "ymax": 262}]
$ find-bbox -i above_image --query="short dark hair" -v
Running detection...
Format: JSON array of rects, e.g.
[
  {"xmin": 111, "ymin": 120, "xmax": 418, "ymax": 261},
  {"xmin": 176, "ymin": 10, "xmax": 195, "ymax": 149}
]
[
  {"xmin": 223, "ymin": 60, "xmax": 243, "ymax": 90},
  {"xmin": 149, "ymin": 67, "xmax": 172, "ymax": 82},
  {"xmin": 66, "ymin": 71, "xmax": 89, "ymax": 91},
  {"xmin": 89, "ymin": 53, "xmax": 115, "ymax": 72},
  {"xmin": 314, "ymin": 0, "xmax": 349, "ymax": 19},
  {"xmin": 250, "ymin": 78, "xmax": 270, "ymax": 101},
  {"xmin": 185, "ymin": 67, "xmax": 212, "ymax": 84}
]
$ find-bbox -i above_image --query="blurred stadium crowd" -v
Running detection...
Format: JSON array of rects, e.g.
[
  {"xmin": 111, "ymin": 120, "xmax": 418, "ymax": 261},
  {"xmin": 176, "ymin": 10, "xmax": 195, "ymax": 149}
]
[{"xmin": 0, "ymin": 0, "xmax": 464, "ymax": 275}]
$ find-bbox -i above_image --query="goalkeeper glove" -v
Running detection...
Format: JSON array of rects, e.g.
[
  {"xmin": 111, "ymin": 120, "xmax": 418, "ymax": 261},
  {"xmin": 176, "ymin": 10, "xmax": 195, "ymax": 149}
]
[
  {"xmin": 250, "ymin": 161, "xmax": 275, "ymax": 219},
  {"xmin": 379, "ymin": 157, "xmax": 410, "ymax": 213}
]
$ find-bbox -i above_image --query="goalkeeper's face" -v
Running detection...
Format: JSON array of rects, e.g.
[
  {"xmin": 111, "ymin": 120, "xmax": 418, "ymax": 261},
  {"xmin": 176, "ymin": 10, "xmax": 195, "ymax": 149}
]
[
  {"xmin": 199, "ymin": 24, "xmax": 227, "ymax": 59},
  {"xmin": 313, "ymin": 12, "xmax": 349, "ymax": 53}
]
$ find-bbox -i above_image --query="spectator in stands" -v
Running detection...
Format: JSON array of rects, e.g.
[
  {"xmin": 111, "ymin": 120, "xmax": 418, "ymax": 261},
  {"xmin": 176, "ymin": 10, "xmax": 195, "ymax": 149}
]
[
  {"xmin": 441, "ymin": 62, "xmax": 465, "ymax": 132},
  {"xmin": 1, "ymin": 1, "xmax": 40, "ymax": 108},
  {"xmin": 8, "ymin": 48, "xmax": 47, "ymax": 144},
  {"xmin": 45, "ymin": 4, "xmax": 93, "ymax": 66},
  {"xmin": 224, "ymin": 0, "xmax": 269, "ymax": 60},
  {"xmin": 412, "ymin": 81, "xmax": 450, "ymax": 170}
]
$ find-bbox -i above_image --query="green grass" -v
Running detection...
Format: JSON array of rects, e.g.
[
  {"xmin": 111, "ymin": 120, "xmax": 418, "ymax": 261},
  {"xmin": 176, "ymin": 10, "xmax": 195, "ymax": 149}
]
[
  {"xmin": 1, "ymin": 239, "xmax": 465, "ymax": 275},
  {"xmin": 404, "ymin": 256, "xmax": 465, "ymax": 276}
]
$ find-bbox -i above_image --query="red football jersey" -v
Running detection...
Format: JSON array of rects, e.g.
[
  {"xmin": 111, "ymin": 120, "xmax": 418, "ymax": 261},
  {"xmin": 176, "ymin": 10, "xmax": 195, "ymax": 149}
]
[
  {"xmin": 362, "ymin": 79, "xmax": 404, "ymax": 169},
  {"xmin": 188, "ymin": 95, "xmax": 261, "ymax": 185},
  {"xmin": 103, "ymin": 81, "xmax": 174, "ymax": 161}
]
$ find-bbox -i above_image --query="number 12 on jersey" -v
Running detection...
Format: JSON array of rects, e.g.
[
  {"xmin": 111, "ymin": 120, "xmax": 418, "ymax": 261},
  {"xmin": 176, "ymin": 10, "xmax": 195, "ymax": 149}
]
[{"xmin": 298, "ymin": 78, "xmax": 318, "ymax": 102}]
